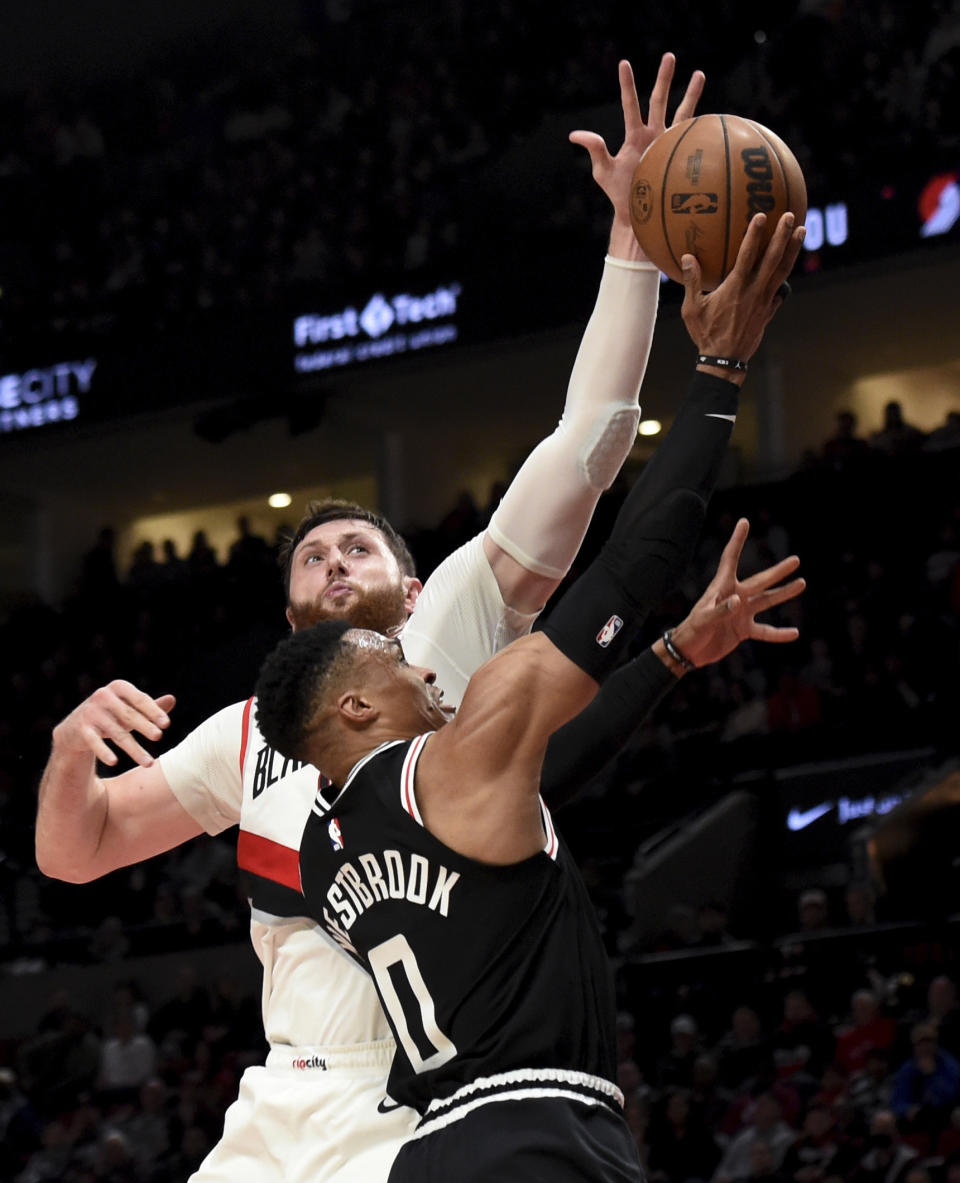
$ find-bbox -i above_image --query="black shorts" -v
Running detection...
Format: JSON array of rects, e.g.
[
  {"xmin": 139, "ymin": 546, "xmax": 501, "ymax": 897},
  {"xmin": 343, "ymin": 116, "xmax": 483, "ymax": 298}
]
[{"xmin": 388, "ymin": 1095, "xmax": 644, "ymax": 1182}]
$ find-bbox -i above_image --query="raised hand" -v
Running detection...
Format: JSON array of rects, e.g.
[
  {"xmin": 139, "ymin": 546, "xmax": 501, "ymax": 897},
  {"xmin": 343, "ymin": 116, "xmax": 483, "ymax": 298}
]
[
  {"xmin": 570, "ymin": 54, "xmax": 705, "ymax": 241},
  {"xmin": 669, "ymin": 518, "xmax": 805, "ymax": 669},
  {"xmin": 52, "ymin": 681, "xmax": 175, "ymax": 768},
  {"xmin": 681, "ymin": 211, "xmax": 806, "ymax": 371}
]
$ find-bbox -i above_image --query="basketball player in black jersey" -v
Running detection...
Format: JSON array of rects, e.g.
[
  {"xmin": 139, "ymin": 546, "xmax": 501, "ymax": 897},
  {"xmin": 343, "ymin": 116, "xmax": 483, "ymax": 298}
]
[{"xmin": 256, "ymin": 508, "xmax": 805, "ymax": 1181}]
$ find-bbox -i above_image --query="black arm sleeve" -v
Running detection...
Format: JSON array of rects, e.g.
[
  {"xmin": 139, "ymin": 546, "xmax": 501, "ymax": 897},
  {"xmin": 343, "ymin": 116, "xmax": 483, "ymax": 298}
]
[
  {"xmin": 539, "ymin": 370, "xmax": 739, "ymax": 798},
  {"xmin": 540, "ymin": 648, "xmax": 677, "ymax": 808}
]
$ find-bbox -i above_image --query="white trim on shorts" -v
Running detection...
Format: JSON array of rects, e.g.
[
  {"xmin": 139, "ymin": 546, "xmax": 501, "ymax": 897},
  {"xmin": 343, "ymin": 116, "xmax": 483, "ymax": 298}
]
[{"xmin": 407, "ymin": 1067, "xmax": 624, "ymax": 1141}]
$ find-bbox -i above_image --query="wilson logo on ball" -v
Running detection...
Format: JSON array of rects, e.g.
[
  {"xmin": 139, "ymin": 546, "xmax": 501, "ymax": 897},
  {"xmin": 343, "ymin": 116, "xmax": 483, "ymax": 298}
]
[
  {"xmin": 671, "ymin": 193, "xmax": 718, "ymax": 215},
  {"xmin": 742, "ymin": 147, "xmax": 776, "ymax": 218}
]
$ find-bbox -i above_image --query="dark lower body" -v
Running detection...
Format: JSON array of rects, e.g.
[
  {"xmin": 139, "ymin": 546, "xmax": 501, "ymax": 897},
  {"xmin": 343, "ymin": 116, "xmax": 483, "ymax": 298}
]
[{"xmin": 389, "ymin": 1095, "xmax": 644, "ymax": 1182}]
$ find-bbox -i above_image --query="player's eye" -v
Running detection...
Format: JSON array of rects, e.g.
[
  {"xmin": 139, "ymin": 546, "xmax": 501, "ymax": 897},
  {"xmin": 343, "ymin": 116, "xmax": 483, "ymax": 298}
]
[
  {"xmin": 348, "ymin": 544, "xmax": 368, "ymax": 555},
  {"xmin": 304, "ymin": 553, "xmax": 323, "ymax": 564}
]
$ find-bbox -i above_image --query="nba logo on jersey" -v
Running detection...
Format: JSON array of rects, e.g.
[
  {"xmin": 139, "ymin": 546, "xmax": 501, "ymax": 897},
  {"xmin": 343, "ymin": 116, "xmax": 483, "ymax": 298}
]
[
  {"xmin": 596, "ymin": 615, "xmax": 624, "ymax": 647},
  {"xmin": 328, "ymin": 817, "xmax": 344, "ymax": 851}
]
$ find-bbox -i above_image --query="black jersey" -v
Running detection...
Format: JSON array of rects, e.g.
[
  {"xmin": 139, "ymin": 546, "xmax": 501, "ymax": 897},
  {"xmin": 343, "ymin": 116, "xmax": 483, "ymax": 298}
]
[{"xmin": 298, "ymin": 734, "xmax": 618, "ymax": 1116}]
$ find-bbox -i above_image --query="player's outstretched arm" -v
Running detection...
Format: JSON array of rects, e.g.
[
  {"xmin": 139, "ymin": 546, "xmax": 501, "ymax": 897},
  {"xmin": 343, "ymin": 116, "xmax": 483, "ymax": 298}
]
[
  {"xmin": 35, "ymin": 681, "xmax": 203, "ymax": 883},
  {"xmin": 482, "ymin": 54, "xmax": 705, "ymax": 617},
  {"xmin": 541, "ymin": 520, "xmax": 805, "ymax": 804},
  {"xmin": 538, "ymin": 213, "xmax": 805, "ymax": 802}
]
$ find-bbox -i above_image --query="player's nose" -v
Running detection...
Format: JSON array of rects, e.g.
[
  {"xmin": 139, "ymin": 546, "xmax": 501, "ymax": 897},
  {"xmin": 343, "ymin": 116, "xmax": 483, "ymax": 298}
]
[
  {"xmin": 326, "ymin": 546, "xmax": 348, "ymax": 573},
  {"xmin": 413, "ymin": 665, "xmax": 436, "ymax": 685}
]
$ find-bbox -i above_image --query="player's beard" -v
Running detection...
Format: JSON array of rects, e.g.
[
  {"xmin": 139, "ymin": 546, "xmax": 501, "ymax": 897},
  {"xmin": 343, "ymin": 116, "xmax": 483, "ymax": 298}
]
[{"xmin": 286, "ymin": 580, "xmax": 408, "ymax": 635}]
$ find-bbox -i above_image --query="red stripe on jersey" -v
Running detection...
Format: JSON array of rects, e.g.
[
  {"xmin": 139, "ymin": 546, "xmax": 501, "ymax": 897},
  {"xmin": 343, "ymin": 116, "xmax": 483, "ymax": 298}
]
[
  {"xmin": 402, "ymin": 734, "xmax": 427, "ymax": 822},
  {"xmin": 239, "ymin": 697, "xmax": 255, "ymax": 777},
  {"xmin": 541, "ymin": 799, "xmax": 559, "ymax": 860},
  {"xmin": 237, "ymin": 830, "xmax": 302, "ymax": 894}
]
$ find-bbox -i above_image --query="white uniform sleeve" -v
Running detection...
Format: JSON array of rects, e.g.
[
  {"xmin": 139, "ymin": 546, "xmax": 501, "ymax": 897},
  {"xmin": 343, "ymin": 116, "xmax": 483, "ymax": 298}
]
[
  {"xmin": 157, "ymin": 700, "xmax": 248, "ymax": 835},
  {"xmin": 487, "ymin": 256, "xmax": 660, "ymax": 579},
  {"xmin": 399, "ymin": 532, "xmax": 537, "ymax": 708}
]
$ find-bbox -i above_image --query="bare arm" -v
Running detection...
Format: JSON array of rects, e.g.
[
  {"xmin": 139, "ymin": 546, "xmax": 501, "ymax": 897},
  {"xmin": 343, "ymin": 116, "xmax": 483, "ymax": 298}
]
[
  {"xmin": 416, "ymin": 633, "xmax": 598, "ymax": 864},
  {"xmin": 36, "ymin": 681, "xmax": 203, "ymax": 882}
]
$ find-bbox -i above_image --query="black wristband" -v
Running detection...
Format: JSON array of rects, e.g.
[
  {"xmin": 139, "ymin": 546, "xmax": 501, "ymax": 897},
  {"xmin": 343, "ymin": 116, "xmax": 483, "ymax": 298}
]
[
  {"xmin": 662, "ymin": 628, "xmax": 696, "ymax": 672},
  {"xmin": 697, "ymin": 354, "xmax": 748, "ymax": 373}
]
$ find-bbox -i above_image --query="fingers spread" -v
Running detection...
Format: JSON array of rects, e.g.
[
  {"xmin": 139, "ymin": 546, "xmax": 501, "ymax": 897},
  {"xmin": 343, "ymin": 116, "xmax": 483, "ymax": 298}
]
[
  {"xmin": 671, "ymin": 69, "xmax": 706, "ymax": 126},
  {"xmin": 644, "ymin": 52, "xmax": 676, "ymax": 132},
  {"xmin": 619, "ymin": 59, "xmax": 643, "ymax": 136},
  {"xmin": 740, "ymin": 554, "xmax": 801, "ymax": 592},
  {"xmin": 750, "ymin": 623, "xmax": 800, "ymax": 643}
]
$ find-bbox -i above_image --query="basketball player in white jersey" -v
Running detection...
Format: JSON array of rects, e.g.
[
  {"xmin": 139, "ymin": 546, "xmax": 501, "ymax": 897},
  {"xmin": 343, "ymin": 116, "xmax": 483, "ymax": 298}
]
[{"xmin": 35, "ymin": 54, "xmax": 804, "ymax": 1183}]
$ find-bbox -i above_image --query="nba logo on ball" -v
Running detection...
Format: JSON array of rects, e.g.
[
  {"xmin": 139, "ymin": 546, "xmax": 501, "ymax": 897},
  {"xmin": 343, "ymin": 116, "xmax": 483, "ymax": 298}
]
[
  {"xmin": 596, "ymin": 615, "xmax": 624, "ymax": 648},
  {"xmin": 328, "ymin": 817, "xmax": 344, "ymax": 851}
]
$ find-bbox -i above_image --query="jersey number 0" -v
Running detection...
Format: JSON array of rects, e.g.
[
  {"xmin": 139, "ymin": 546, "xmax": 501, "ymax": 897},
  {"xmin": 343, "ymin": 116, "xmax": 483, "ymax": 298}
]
[{"xmin": 369, "ymin": 934, "xmax": 457, "ymax": 1073}]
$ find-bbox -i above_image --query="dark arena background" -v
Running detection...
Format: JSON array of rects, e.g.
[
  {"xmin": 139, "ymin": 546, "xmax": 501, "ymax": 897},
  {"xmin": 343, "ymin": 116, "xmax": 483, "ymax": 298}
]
[{"xmin": 1, "ymin": 2, "xmax": 959, "ymax": 1180}]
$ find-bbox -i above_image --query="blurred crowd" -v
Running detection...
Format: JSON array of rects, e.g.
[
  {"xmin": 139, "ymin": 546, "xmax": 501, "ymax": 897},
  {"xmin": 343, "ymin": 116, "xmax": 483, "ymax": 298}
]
[{"xmin": 1, "ymin": 0, "xmax": 958, "ymax": 349}]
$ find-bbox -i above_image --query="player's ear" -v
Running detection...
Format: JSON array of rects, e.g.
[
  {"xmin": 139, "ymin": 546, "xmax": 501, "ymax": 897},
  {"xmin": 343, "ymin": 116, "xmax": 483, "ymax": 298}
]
[
  {"xmin": 402, "ymin": 576, "xmax": 423, "ymax": 616},
  {"xmin": 285, "ymin": 606, "xmax": 295, "ymax": 631},
  {"xmin": 338, "ymin": 690, "xmax": 378, "ymax": 728}
]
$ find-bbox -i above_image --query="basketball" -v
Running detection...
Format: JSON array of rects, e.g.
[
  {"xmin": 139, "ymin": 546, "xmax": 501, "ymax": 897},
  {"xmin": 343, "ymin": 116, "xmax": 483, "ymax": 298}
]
[{"xmin": 629, "ymin": 114, "xmax": 807, "ymax": 290}]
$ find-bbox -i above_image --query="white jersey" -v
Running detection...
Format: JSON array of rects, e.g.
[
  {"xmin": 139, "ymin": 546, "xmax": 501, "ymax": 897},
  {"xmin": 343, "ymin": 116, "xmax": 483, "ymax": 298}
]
[{"xmin": 159, "ymin": 532, "xmax": 534, "ymax": 1051}]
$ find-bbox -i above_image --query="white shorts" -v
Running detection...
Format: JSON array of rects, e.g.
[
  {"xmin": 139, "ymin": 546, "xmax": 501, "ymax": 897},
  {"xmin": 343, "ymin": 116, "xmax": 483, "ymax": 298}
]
[{"xmin": 189, "ymin": 1040, "xmax": 418, "ymax": 1183}]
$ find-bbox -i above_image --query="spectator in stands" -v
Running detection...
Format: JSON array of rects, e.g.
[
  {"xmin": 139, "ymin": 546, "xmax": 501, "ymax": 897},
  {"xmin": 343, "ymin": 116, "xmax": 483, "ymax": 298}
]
[
  {"xmin": 925, "ymin": 976, "xmax": 960, "ymax": 1059},
  {"xmin": 187, "ymin": 528, "xmax": 220, "ymax": 578},
  {"xmin": 836, "ymin": 990, "xmax": 897, "ymax": 1076},
  {"xmin": 850, "ymin": 1108, "xmax": 917, "ymax": 1183},
  {"xmin": 869, "ymin": 401, "xmax": 927, "ymax": 457},
  {"xmin": 844, "ymin": 882, "xmax": 877, "ymax": 928},
  {"xmin": 821, "ymin": 410, "xmax": 870, "ymax": 469},
  {"xmin": 718, "ymin": 1006, "xmax": 771, "ymax": 1093},
  {"xmin": 98, "ymin": 1013, "xmax": 157, "ymax": 1100},
  {"xmin": 797, "ymin": 890, "xmax": 830, "ymax": 934},
  {"xmin": 0, "ymin": 1068, "xmax": 37, "ymax": 1180},
  {"xmin": 891, "ymin": 1021, "xmax": 960, "ymax": 1139},
  {"xmin": 697, "ymin": 900, "xmax": 736, "ymax": 947},
  {"xmin": 771, "ymin": 990, "xmax": 835, "ymax": 1094},
  {"xmin": 647, "ymin": 1087, "xmax": 722, "ymax": 1183},
  {"xmin": 922, "ymin": 410, "xmax": 960, "ymax": 452},
  {"xmin": 113, "ymin": 1076, "xmax": 172, "ymax": 1173},
  {"xmin": 658, "ymin": 1013, "xmax": 703, "ymax": 1089},
  {"xmin": 692, "ymin": 1053, "xmax": 732, "ymax": 1132},
  {"xmin": 733, "ymin": 1139, "xmax": 788, "ymax": 1182},
  {"xmin": 714, "ymin": 1092, "xmax": 795, "ymax": 1183},
  {"xmin": 92, "ymin": 1127, "xmax": 137, "ymax": 1183},
  {"xmin": 13, "ymin": 1116, "xmax": 73, "ymax": 1183},
  {"xmin": 779, "ymin": 1103, "xmax": 841, "ymax": 1183},
  {"xmin": 848, "ymin": 1047, "xmax": 894, "ymax": 1118}
]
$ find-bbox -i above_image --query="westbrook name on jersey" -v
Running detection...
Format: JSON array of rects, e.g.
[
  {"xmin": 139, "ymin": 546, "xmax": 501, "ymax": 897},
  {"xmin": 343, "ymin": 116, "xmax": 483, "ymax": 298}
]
[{"xmin": 299, "ymin": 733, "xmax": 619, "ymax": 1118}]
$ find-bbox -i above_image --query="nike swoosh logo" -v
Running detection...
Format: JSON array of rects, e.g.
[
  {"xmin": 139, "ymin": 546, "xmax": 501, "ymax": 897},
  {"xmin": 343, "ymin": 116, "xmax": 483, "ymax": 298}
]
[
  {"xmin": 377, "ymin": 1098, "xmax": 403, "ymax": 1113},
  {"xmin": 787, "ymin": 803, "xmax": 833, "ymax": 831},
  {"xmin": 706, "ymin": 413, "xmax": 737, "ymax": 423}
]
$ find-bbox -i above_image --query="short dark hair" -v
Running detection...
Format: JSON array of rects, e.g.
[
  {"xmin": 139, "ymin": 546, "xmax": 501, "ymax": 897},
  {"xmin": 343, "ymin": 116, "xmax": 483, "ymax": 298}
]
[
  {"xmin": 278, "ymin": 499, "xmax": 416, "ymax": 597},
  {"xmin": 255, "ymin": 620, "xmax": 353, "ymax": 760}
]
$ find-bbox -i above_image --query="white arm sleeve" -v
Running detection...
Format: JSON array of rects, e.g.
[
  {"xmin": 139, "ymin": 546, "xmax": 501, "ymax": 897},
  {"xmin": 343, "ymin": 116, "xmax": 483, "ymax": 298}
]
[
  {"xmin": 157, "ymin": 700, "xmax": 248, "ymax": 835},
  {"xmin": 487, "ymin": 255, "xmax": 660, "ymax": 579},
  {"xmin": 400, "ymin": 532, "xmax": 538, "ymax": 709}
]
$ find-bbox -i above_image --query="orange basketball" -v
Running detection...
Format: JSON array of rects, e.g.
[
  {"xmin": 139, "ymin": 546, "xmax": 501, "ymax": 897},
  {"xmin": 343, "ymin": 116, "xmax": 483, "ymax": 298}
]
[{"xmin": 629, "ymin": 114, "xmax": 807, "ymax": 290}]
